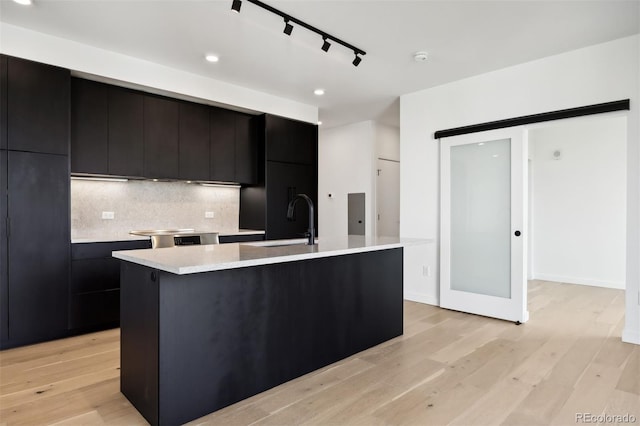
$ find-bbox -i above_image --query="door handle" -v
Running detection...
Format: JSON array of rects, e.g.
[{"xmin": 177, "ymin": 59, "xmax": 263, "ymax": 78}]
[{"xmin": 514, "ymin": 230, "xmax": 521, "ymax": 237}]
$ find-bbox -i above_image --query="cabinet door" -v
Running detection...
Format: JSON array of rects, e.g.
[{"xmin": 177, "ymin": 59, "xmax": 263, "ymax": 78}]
[
  {"xmin": 265, "ymin": 115, "xmax": 317, "ymax": 165},
  {"xmin": 266, "ymin": 161, "xmax": 317, "ymax": 240},
  {"xmin": 7, "ymin": 57, "xmax": 70, "ymax": 155},
  {"xmin": 7, "ymin": 151, "xmax": 69, "ymax": 344},
  {"xmin": 71, "ymin": 78, "xmax": 109, "ymax": 174},
  {"xmin": 0, "ymin": 150, "xmax": 7, "ymax": 343},
  {"xmin": 144, "ymin": 95, "xmax": 179, "ymax": 179},
  {"xmin": 0, "ymin": 55, "xmax": 6, "ymax": 150},
  {"xmin": 235, "ymin": 113, "xmax": 257, "ymax": 185},
  {"xmin": 108, "ymin": 86, "xmax": 143, "ymax": 176},
  {"xmin": 179, "ymin": 102, "xmax": 210, "ymax": 181},
  {"xmin": 210, "ymin": 107, "xmax": 236, "ymax": 182},
  {"xmin": 69, "ymin": 290, "xmax": 120, "ymax": 330}
]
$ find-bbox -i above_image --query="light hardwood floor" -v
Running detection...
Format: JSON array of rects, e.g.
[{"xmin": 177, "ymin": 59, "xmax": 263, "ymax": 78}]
[{"xmin": 1, "ymin": 280, "xmax": 638, "ymax": 426}]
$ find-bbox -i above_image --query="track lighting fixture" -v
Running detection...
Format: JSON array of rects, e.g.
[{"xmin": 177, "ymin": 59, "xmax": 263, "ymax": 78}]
[
  {"xmin": 321, "ymin": 38, "xmax": 331, "ymax": 52},
  {"xmin": 232, "ymin": 0, "xmax": 366, "ymax": 67},
  {"xmin": 283, "ymin": 19, "xmax": 293, "ymax": 36}
]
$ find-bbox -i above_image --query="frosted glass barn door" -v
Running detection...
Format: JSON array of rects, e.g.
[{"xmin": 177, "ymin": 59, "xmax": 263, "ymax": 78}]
[{"xmin": 440, "ymin": 127, "xmax": 528, "ymax": 323}]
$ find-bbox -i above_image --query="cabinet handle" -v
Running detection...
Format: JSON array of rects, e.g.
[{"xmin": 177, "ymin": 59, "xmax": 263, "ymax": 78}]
[{"xmin": 150, "ymin": 271, "xmax": 157, "ymax": 282}]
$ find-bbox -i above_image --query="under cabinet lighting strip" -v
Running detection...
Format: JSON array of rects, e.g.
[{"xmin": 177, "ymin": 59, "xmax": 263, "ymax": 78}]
[
  {"xmin": 71, "ymin": 176, "xmax": 129, "ymax": 182},
  {"xmin": 200, "ymin": 183, "xmax": 242, "ymax": 189}
]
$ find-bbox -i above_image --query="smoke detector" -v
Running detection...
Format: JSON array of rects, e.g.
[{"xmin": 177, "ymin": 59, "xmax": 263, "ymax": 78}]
[{"xmin": 413, "ymin": 51, "xmax": 429, "ymax": 62}]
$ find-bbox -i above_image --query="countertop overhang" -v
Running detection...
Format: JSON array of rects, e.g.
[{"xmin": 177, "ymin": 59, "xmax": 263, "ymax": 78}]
[{"xmin": 112, "ymin": 236, "xmax": 433, "ymax": 275}]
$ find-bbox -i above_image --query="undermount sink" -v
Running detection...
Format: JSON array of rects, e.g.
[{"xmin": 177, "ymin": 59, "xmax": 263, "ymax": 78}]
[
  {"xmin": 263, "ymin": 242, "xmax": 310, "ymax": 248},
  {"xmin": 244, "ymin": 239, "xmax": 315, "ymax": 248}
]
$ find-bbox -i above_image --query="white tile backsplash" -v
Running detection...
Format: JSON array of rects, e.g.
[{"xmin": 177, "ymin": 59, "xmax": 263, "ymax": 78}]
[{"xmin": 71, "ymin": 180, "xmax": 240, "ymax": 240}]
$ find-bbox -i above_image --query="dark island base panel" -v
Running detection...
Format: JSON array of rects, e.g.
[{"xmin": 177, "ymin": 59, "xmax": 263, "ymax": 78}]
[{"xmin": 120, "ymin": 248, "xmax": 403, "ymax": 425}]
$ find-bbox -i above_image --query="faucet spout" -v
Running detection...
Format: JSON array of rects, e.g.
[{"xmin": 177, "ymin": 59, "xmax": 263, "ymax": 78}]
[{"xmin": 287, "ymin": 194, "xmax": 316, "ymax": 245}]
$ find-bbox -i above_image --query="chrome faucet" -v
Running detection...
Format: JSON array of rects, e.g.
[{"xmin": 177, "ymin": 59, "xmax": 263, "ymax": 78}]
[{"xmin": 286, "ymin": 193, "xmax": 316, "ymax": 245}]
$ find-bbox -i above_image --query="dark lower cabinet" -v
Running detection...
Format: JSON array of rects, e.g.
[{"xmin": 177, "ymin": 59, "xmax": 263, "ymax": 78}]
[
  {"xmin": 69, "ymin": 240, "xmax": 150, "ymax": 331},
  {"xmin": 3, "ymin": 151, "xmax": 70, "ymax": 348}
]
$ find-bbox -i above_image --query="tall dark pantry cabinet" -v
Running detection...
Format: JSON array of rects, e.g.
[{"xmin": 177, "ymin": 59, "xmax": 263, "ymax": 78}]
[
  {"xmin": 0, "ymin": 55, "xmax": 71, "ymax": 349},
  {"xmin": 240, "ymin": 114, "xmax": 318, "ymax": 240}
]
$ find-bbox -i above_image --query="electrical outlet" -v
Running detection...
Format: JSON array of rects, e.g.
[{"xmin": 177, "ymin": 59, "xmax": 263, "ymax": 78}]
[
  {"xmin": 205, "ymin": 211, "xmax": 215, "ymax": 219},
  {"xmin": 422, "ymin": 266, "xmax": 431, "ymax": 277},
  {"xmin": 102, "ymin": 211, "xmax": 115, "ymax": 220}
]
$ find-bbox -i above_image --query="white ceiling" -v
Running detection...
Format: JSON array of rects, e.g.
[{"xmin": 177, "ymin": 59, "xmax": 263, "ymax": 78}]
[{"xmin": 1, "ymin": 0, "xmax": 638, "ymax": 128}]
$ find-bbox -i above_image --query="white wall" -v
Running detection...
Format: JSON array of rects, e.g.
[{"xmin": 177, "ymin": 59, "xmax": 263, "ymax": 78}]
[
  {"xmin": 0, "ymin": 23, "xmax": 317, "ymax": 124},
  {"xmin": 530, "ymin": 115, "xmax": 627, "ymax": 289},
  {"xmin": 318, "ymin": 121, "xmax": 376, "ymax": 238},
  {"xmin": 400, "ymin": 35, "xmax": 640, "ymax": 344},
  {"xmin": 376, "ymin": 124, "xmax": 400, "ymax": 162},
  {"xmin": 318, "ymin": 122, "xmax": 400, "ymax": 239}
]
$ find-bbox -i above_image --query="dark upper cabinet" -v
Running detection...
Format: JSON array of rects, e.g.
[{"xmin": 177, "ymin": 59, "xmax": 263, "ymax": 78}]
[
  {"xmin": 0, "ymin": 55, "xmax": 6, "ymax": 150},
  {"xmin": 71, "ymin": 78, "xmax": 109, "ymax": 174},
  {"xmin": 108, "ymin": 86, "xmax": 144, "ymax": 177},
  {"xmin": 6, "ymin": 151, "xmax": 69, "ymax": 346},
  {"xmin": 210, "ymin": 107, "xmax": 236, "ymax": 182},
  {"xmin": 7, "ymin": 56, "xmax": 70, "ymax": 155},
  {"xmin": 265, "ymin": 115, "xmax": 317, "ymax": 165},
  {"xmin": 235, "ymin": 113, "xmax": 257, "ymax": 185},
  {"xmin": 144, "ymin": 95, "xmax": 179, "ymax": 178},
  {"xmin": 179, "ymin": 102, "xmax": 210, "ymax": 181},
  {"xmin": 67, "ymin": 77, "xmax": 257, "ymax": 183},
  {"xmin": 265, "ymin": 161, "xmax": 317, "ymax": 240}
]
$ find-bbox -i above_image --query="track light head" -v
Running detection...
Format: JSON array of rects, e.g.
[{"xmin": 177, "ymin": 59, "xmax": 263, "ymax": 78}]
[
  {"xmin": 231, "ymin": 0, "xmax": 241, "ymax": 13},
  {"xmin": 283, "ymin": 19, "xmax": 293, "ymax": 35},
  {"xmin": 321, "ymin": 38, "xmax": 331, "ymax": 52},
  {"xmin": 352, "ymin": 53, "xmax": 362, "ymax": 67}
]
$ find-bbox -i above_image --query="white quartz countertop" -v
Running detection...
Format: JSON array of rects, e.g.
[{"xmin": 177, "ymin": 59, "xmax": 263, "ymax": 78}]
[
  {"xmin": 72, "ymin": 229, "xmax": 265, "ymax": 244},
  {"xmin": 112, "ymin": 236, "xmax": 433, "ymax": 275}
]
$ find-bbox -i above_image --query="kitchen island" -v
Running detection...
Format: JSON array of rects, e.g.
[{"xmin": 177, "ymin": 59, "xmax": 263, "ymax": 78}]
[{"xmin": 113, "ymin": 236, "xmax": 428, "ymax": 425}]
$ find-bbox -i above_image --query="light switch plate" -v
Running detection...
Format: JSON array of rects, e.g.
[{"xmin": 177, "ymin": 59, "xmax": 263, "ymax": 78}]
[
  {"xmin": 102, "ymin": 211, "xmax": 115, "ymax": 220},
  {"xmin": 205, "ymin": 211, "xmax": 215, "ymax": 219}
]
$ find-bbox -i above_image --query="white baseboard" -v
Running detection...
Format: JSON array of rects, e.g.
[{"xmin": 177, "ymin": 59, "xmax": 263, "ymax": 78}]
[
  {"xmin": 404, "ymin": 291, "xmax": 439, "ymax": 306},
  {"xmin": 622, "ymin": 328, "xmax": 640, "ymax": 345},
  {"xmin": 532, "ymin": 273, "xmax": 624, "ymax": 290}
]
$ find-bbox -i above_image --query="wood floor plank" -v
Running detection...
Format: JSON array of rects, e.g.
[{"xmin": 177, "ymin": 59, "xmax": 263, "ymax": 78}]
[{"xmin": 0, "ymin": 281, "xmax": 634, "ymax": 426}]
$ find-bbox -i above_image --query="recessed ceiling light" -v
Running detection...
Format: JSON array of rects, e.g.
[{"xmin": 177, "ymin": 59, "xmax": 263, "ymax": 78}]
[
  {"xmin": 205, "ymin": 54, "xmax": 219, "ymax": 63},
  {"xmin": 317, "ymin": 121, "xmax": 323, "ymax": 126},
  {"xmin": 13, "ymin": 0, "xmax": 32, "ymax": 5},
  {"xmin": 314, "ymin": 89, "xmax": 325, "ymax": 96}
]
